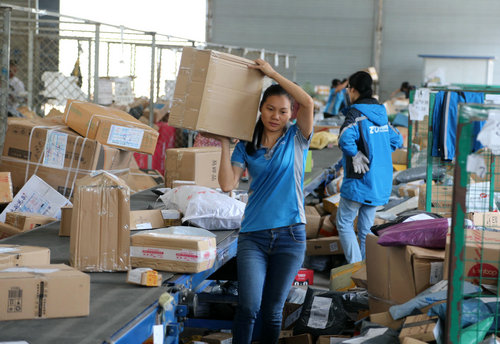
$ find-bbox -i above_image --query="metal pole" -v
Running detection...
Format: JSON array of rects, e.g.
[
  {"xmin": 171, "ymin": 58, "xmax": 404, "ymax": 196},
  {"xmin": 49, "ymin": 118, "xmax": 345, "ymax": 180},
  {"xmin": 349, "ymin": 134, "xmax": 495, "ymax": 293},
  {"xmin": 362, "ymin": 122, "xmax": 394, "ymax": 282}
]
[
  {"xmin": 87, "ymin": 39, "xmax": 91, "ymax": 100},
  {"xmin": 156, "ymin": 47, "xmax": 162, "ymax": 100},
  {"xmin": 106, "ymin": 42, "xmax": 110, "ymax": 77},
  {"xmin": 0, "ymin": 7, "xmax": 11, "ymax": 155},
  {"xmin": 94, "ymin": 23, "xmax": 100, "ymax": 104},
  {"xmin": 148, "ymin": 32, "xmax": 156, "ymax": 169},
  {"xmin": 27, "ymin": 11, "xmax": 34, "ymax": 109},
  {"xmin": 372, "ymin": 0, "xmax": 383, "ymax": 95}
]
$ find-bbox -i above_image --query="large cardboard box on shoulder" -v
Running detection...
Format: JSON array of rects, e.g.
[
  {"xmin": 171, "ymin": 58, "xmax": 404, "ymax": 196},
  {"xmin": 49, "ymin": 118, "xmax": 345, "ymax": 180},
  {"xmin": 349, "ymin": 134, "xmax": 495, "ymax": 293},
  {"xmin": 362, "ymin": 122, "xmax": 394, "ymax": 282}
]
[
  {"xmin": 444, "ymin": 228, "xmax": 500, "ymax": 286},
  {"xmin": 0, "ymin": 117, "xmax": 131, "ymax": 196},
  {"xmin": 169, "ymin": 47, "xmax": 264, "ymax": 141},
  {"xmin": 130, "ymin": 228, "xmax": 216, "ymax": 273},
  {"xmin": 63, "ymin": 100, "xmax": 159, "ymax": 154},
  {"xmin": 165, "ymin": 147, "xmax": 224, "ymax": 189},
  {"xmin": 70, "ymin": 172, "xmax": 130, "ymax": 272},
  {"xmin": 366, "ymin": 234, "xmax": 444, "ymax": 312},
  {"xmin": 0, "ymin": 264, "xmax": 90, "ymax": 320},
  {"xmin": 0, "ymin": 245, "xmax": 50, "ymax": 269}
]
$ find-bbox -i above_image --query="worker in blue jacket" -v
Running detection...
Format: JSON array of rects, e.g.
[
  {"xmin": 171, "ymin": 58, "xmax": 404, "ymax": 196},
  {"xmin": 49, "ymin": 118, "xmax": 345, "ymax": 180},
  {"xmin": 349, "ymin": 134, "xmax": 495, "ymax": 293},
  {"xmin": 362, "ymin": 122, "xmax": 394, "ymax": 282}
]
[{"xmin": 337, "ymin": 71, "xmax": 403, "ymax": 263}]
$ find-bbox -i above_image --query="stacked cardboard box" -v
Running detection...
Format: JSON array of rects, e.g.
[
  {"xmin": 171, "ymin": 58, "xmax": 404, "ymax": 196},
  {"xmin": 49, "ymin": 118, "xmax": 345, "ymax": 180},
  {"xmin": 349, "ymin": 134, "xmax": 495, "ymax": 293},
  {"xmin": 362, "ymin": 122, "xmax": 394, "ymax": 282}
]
[
  {"xmin": 0, "ymin": 245, "xmax": 50, "ymax": 269},
  {"xmin": 70, "ymin": 172, "xmax": 131, "ymax": 272},
  {"xmin": 366, "ymin": 234, "xmax": 445, "ymax": 313}
]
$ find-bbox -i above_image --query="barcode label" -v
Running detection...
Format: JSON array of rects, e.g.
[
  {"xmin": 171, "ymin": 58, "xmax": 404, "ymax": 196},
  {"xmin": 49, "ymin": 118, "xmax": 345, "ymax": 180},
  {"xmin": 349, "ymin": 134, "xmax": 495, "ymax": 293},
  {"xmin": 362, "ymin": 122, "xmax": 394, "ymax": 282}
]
[{"xmin": 7, "ymin": 287, "xmax": 23, "ymax": 313}]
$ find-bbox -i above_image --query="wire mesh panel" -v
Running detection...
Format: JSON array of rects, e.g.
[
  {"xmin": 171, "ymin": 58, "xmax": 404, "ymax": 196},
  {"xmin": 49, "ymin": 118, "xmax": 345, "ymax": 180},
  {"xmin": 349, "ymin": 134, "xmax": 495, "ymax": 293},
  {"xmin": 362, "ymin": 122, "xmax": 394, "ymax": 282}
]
[{"xmin": 447, "ymin": 103, "xmax": 500, "ymax": 343}]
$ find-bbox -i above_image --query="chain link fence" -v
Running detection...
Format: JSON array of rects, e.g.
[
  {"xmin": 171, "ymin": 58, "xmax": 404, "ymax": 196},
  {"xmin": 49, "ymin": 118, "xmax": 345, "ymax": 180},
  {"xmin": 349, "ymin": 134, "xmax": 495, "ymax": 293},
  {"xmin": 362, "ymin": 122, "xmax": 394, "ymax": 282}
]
[{"xmin": 0, "ymin": 3, "xmax": 297, "ymax": 157}]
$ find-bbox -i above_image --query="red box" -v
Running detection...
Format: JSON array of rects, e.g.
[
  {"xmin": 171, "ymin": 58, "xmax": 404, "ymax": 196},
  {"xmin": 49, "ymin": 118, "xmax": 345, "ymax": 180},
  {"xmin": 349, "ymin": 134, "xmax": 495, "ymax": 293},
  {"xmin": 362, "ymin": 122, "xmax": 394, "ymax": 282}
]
[{"xmin": 293, "ymin": 268, "xmax": 314, "ymax": 286}]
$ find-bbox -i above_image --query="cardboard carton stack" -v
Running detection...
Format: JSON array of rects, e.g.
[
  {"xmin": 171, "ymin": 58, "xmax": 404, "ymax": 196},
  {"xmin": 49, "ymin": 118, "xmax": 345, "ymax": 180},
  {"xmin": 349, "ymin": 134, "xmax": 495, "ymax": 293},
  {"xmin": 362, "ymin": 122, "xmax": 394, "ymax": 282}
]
[{"xmin": 70, "ymin": 172, "xmax": 131, "ymax": 272}]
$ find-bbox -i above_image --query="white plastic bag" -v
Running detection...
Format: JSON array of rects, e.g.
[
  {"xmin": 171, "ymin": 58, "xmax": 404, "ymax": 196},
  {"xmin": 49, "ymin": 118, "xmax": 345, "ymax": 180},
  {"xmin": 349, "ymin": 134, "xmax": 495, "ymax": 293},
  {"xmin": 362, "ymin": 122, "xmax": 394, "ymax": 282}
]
[{"xmin": 160, "ymin": 186, "xmax": 245, "ymax": 230}]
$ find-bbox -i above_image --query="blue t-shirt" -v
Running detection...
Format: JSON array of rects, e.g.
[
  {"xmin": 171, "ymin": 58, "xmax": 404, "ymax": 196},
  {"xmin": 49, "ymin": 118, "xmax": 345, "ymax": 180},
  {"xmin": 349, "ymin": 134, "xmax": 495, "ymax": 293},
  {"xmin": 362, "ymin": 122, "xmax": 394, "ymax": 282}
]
[{"xmin": 231, "ymin": 124, "xmax": 311, "ymax": 232}]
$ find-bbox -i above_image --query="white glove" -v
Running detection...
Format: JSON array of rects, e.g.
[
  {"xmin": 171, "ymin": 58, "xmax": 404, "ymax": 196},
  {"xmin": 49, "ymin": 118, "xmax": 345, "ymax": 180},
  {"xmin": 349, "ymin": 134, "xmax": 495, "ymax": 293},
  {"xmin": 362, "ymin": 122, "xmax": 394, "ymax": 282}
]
[{"xmin": 352, "ymin": 151, "xmax": 370, "ymax": 174}]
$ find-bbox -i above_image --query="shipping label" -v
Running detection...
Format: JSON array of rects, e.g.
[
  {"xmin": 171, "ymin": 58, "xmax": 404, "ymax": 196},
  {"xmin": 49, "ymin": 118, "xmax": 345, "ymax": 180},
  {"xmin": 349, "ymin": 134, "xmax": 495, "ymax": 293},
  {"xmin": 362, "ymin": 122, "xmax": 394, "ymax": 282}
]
[
  {"xmin": 130, "ymin": 246, "xmax": 216, "ymax": 263},
  {"xmin": 42, "ymin": 130, "xmax": 68, "ymax": 169},
  {"xmin": 107, "ymin": 125, "xmax": 144, "ymax": 150},
  {"xmin": 307, "ymin": 296, "xmax": 332, "ymax": 329}
]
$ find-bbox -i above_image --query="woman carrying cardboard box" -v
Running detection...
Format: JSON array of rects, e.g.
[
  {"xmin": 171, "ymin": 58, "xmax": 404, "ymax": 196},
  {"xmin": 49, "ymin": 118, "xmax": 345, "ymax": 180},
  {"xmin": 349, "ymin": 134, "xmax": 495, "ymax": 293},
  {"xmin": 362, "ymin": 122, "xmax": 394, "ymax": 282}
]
[{"xmin": 207, "ymin": 59, "xmax": 314, "ymax": 344}]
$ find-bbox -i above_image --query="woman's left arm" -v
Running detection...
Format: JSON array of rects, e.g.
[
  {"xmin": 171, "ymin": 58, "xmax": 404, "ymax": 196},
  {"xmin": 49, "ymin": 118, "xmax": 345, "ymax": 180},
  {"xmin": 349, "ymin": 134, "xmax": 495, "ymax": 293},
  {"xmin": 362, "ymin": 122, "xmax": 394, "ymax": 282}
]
[{"xmin": 250, "ymin": 59, "xmax": 314, "ymax": 138}]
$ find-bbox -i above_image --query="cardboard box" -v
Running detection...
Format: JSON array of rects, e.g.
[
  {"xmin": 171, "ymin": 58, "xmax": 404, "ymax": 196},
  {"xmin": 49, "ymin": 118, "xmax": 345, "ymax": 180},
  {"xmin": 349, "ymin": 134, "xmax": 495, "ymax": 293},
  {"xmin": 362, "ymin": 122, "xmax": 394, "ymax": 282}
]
[
  {"xmin": 0, "ymin": 245, "xmax": 50, "ymax": 269},
  {"xmin": 351, "ymin": 264, "xmax": 367, "ymax": 289},
  {"xmin": 130, "ymin": 209, "xmax": 165, "ymax": 230},
  {"xmin": 0, "ymin": 118, "xmax": 132, "ymax": 196},
  {"xmin": 444, "ymin": 229, "xmax": 500, "ymax": 286},
  {"xmin": 130, "ymin": 228, "xmax": 216, "ymax": 273},
  {"xmin": 0, "ymin": 264, "xmax": 90, "ymax": 320},
  {"xmin": 59, "ymin": 206, "xmax": 73, "ymax": 237},
  {"xmin": 314, "ymin": 203, "xmax": 328, "ymax": 217},
  {"xmin": 165, "ymin": 147, "xmax": 224, "ymax": 189},
  {"xmin": 0, "ymin": 222, "xmax": 23, "ymax": 240},
  {"xmin": 399, "ymin": 314, "xmax": 440, "ymax": 343},
  {"xmin": 0, "ymin": 175, "xmax": 71, "ymax": 222},
  {"xmin": 123, "ymin": 169, "xmax": 164, "ymax": 194},
  {"xmin": 467, "ymin": 212, "xmax": 500, "ymax": 229},
  {"xmin": 201, "ymin": 332, "xmax": 233, "ymax": 344},
  {"xmin": 366, "ymin": 235, "xmax": 445, "ymax": 305},
  {"xmin": 161, "ymin": 209, "xmax": 182, "ymax": 227},
  {"xmin": 282, "ymin": 302, "xmax": 303, "ymax": 330},
  {"xmin": 169, "ymin": 47, "xmax": 264, "ymax": 141},
  {"xmin": 279, "ymin": 334, "xmax": 313, "ymax": 344},
  {"xmin": 322, "ymin": 193, "xmax": 340, "ymax": 214},
  {"xmin": 418, "ymin": 185, "xmax": 453, "ymax": 216},
  {"xmin": 316, "ymin": 335, "xmax": 351, "ymax": 344},
  {"xmin": 306, "ymin": 236, "xmax": 343, "ymax": 256},
  {"xmin": 368, "ymin": 295, "xmax": 395, "ymax": 314},
  {"xmin": 329, "ymin": 261, "xmax": 364, "ymax": 292},
  {"xmin": 319, "ymin": 215, "xmax": 338, "ymax": 237},
  {"xmin": 0, "ymin": 172, "xmax": 13, "ymax": 204},
  {"xmin": 370, "ymin": 311, "xmax": 404, "ymax": 330},
  {"xmin": 401, "ymin": 338, "xmax": 429, "ymax": 344},
  {"xmin": 305, "ymin": 206, "xmax": 321, "ymax": 239},
  {"xmin": 5, "ymin": 212, "xmax": 57, "ymax": 231},
  {"xmin": 126, "ymin": 268, "xmax": 162, "ymax": 287},
  {"xmin": 392, "ymin": 148, "xmax": 408, "ymax": 165},
  {"xmin": 63, "ymin": 100, "xmax": 159, "ymax": 155},
  {"xmin": 70, "ymin": 172, "xmax": 130, "ymax": 272}
]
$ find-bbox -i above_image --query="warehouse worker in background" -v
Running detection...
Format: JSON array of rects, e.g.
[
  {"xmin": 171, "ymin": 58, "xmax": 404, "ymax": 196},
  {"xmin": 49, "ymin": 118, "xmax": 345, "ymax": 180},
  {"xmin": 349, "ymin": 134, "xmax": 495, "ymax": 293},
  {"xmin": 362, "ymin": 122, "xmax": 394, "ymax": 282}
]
[
  {"xmin": 389, "ymin": 81, "xmax": 415, "ymax": 99},
  {"xmin": 206, "ymin": 59, "xmax": 314, "ymax": 344},
  {"xmin": 337, "ymin": 71, "xmax": 403, "ymax": 263},
  {"xmin": 8, "ymin": 60, "xmax": 26, "ymax": 113},
  {"xmin": 324, "ymin": 78, "xmax": 348, "ymax": 117}
]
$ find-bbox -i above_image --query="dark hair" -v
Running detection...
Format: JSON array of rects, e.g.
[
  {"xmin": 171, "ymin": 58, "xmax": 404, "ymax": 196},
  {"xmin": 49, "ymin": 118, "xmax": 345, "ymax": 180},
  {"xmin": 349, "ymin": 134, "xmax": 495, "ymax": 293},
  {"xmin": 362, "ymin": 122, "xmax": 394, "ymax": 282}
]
[
  {"xmin": 245, "ymin": 84, "xmax": 292, "ymax": 155},
  {"xmin": 348, "ymin": 71, "xmax": 373, "ymax": 101},
  {"xmin": 331, "ymin": 79, "xmax": 340, "ymax": 88},
  {"xmin": 400, "ymin": 81, "xmax": 410, "ymax": 91}
]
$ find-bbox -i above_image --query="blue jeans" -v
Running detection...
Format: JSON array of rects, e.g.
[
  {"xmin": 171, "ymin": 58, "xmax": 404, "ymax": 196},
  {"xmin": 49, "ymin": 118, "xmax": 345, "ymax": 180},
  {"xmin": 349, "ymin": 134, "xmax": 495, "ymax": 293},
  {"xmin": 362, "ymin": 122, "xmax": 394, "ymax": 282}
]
[
  {"xmin": 233, "ymin": 224, "xmax": 306, "ymax": 344},
  {"xmin": 336, "ymin": 197, "xmax": 377, "ymax": 263}
]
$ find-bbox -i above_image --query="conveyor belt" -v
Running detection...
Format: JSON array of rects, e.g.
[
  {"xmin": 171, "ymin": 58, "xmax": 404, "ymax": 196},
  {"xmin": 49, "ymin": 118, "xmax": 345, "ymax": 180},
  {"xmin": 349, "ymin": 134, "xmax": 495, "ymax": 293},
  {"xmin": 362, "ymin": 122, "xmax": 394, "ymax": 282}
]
[
  {"xmin": 0, "ymin": 190, "xmax": 237, "ymax": 344},
  {"xmin": 0, "ymin": 147, "xmax": 342, "ymax": 343}
]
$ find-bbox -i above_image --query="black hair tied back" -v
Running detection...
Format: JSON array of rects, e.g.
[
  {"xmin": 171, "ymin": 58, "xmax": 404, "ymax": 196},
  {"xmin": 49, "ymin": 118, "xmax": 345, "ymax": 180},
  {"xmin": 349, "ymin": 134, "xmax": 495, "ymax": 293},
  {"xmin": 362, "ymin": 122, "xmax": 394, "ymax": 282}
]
[{"xmin": 348, "ymin": 71, "xmax": 373, "ymax": 101}]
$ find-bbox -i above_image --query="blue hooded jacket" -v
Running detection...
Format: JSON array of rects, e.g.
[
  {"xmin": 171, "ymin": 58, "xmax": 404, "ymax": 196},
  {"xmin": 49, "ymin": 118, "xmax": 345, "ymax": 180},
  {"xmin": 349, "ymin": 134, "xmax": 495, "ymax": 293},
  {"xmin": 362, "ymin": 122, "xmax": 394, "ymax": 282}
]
[{"xmin": 338, "ymin": 102, "xmax": 403, "ymax": 206}]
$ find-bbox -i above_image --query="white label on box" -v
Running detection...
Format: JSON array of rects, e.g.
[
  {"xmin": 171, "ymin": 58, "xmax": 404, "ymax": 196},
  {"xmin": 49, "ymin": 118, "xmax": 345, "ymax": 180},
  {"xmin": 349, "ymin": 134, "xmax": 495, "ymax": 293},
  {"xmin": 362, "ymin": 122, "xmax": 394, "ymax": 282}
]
[
  {"xmin": 107, "ymin": 125, "xmax": 144, "ymax": 149},
  {"xmin": 429, "ymin": 262, "xmax": 444, "ymax": 285},
  {"xmin": 1, "ymin": 267, "xmax": 59, "ymax": 274},
  {"xmin": 130, "ymin": 246, "xmax": 216, "ymax": 263},
  {"xmin": 330, "ymin": 338, "xmax": 347, "ymax": 344},
  {"xmin": 343, "ymin": 328, "xmax": 388, "ymax": 344},
  {"xmin": 485, "ymin": 94, "xmax": 500, "ymax": 105},
  {"xmin": 153, "ymin": 324, "xmax": 164, "ymax": 344},
  {"xmin": 307, "ymin": 296, "xmax": 332, "ymax": 329},
  {"xmin": 329, "ymin": 242, "xmax": 339, "ymax": 252},
  {"xmin": 42, "ymin": 131, "xmax": 68, "ymax": 169},
  {"xmin": 161, "ymin": 209, "xmax": 181, "ymax": 220},
  {"xmin": 0, "ymin": 247, "xmax": 19, "ymax": 253},
  {"xmin": 135, "ymin": 222, "xmax": 153, "ymax": 230},
  {"xmin": 409, "ymin": 88, "xmax": 430, "ymax": 121},
  {"xmin": 466, "ymin": 154, "xmax": 487, "ymax": 179}
]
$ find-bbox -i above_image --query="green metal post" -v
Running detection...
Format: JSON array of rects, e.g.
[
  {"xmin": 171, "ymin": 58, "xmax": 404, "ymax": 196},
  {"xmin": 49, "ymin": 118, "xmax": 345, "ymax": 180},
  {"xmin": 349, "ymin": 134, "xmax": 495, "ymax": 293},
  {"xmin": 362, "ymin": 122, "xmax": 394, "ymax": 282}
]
[{"xmin": 425, "ymin": 93, "xmax": 436, "ymax": 212}]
